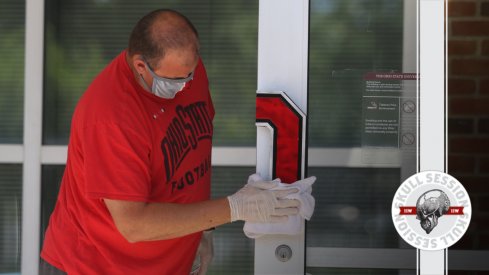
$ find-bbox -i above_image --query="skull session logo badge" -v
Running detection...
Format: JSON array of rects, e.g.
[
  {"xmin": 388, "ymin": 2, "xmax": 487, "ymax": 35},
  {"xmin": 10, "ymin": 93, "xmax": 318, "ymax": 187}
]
[
  {"xmin": 416, "ymin": 189, "xmax": 450, "ymax": 234},
  {"xmin": 391, "ymin": 171, "xmax": 471, "ymax": 250}
]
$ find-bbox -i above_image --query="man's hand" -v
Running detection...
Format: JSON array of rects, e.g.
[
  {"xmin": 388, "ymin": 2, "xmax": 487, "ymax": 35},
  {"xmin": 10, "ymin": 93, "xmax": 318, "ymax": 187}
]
[{"xmin": 227, "ymin": 174, "xmax": 300, "ymax": 223}]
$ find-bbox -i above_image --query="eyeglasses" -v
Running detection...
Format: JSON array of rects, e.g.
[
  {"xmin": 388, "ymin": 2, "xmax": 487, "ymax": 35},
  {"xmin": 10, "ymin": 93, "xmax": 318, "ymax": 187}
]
[{"xmin": 143, "ymin": 60, "xmax": 194, "ymax": 84}]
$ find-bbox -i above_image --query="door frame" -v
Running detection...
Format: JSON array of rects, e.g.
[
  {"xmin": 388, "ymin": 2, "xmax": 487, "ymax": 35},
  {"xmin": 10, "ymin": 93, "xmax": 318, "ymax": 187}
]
[{"xmin": 254, "ymin": 0, "xmax": 489, "ymax": 274}]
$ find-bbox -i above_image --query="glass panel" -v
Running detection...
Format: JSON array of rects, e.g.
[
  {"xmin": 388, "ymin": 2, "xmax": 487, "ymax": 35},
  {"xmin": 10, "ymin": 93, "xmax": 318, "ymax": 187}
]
[
  {"xmin": 41, "ymin": 165, "xmax": 256, "ymax": 274},
  {"xmin": 40, "ymin": 165, "xmax": 64, "ymax": 241},
  {"xmin": 306, "ymin": 1, "xmax": 417, "ymax": 271},
  {"xmin": 0, "ymin": 1, "xmax": 25, "ymax": 143},
  {"xmin": 309, "ymin": 0, "xmax": 404, "ymax": 147},
  {"xmin": 306, "ymin": 167, "xmax": 412, "ymax": 248},
  {"xmin": 0, "ymin": 164, "xmax": 22, "ymax": 273},
  {"xmin": 209, "ymin": 167, "xmax": 256, "ymax": 274},
  {"xmin": 43, "ymin": 0, "xmax": 257, "ymax": 146}
]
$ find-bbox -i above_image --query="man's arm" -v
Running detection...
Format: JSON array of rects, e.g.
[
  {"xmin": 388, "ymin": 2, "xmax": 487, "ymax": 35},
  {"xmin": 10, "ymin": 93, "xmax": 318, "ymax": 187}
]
[
  {"xmin": 104, "ymin": 175, "xmax": 309, "ymax": 243},
  {"xmin": 104, "ymin": 198, "xmax": 230, "ymax": 243}
]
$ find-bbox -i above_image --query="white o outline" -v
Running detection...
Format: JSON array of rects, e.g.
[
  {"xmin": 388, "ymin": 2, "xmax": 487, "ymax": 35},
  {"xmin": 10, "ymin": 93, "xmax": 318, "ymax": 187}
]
[{"xmin": 391, "ymin": 170, "xmax": 472, "ymax": 251}]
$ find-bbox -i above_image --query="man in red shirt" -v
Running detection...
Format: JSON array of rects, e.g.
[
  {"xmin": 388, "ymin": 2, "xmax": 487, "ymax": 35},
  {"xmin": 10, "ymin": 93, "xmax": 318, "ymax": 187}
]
[{"xmin": 40, "ymin": 9, "xmax": 306, "ymax": 275}]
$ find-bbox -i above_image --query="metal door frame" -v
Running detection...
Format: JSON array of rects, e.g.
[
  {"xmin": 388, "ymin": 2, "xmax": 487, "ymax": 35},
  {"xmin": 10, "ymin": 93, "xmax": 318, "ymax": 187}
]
[{"xmin": 255, "ymin": 0, "xmax": 489, "ymax": 274}]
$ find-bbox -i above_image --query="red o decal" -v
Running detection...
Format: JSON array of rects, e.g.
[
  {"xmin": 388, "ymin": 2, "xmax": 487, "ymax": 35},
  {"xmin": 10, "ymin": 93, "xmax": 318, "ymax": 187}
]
[{"xmin": 256, "ymin": 93, "xmax": 305, "ymax": 183}]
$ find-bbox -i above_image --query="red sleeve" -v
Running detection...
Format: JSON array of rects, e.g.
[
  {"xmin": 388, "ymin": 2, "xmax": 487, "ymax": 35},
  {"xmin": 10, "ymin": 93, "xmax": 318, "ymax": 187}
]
[
  {"xmin": 198, "ymin": 58, "xmax": 215, "ymax": 119},
  {"xmin": 82, "ymin": 122, "xmax": 151, "ymax": 201}
]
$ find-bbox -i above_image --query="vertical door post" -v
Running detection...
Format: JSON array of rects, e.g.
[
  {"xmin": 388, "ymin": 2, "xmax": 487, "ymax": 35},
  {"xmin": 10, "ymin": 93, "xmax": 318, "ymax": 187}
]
[
  {"xmin": 22, "ymin": 0, "xmax": 45, "ymax": 274},
  {"xmin": 255, "ymin": 0, "xmax": 309, "ymax": 274},
  {"xmin": 418, "ymin": 0, "xmax": 447, "ymax": 274}
]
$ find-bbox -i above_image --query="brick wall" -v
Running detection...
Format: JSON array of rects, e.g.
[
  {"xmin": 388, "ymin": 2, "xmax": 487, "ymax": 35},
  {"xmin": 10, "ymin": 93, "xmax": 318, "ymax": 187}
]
[{"xmin": 448, "ymin": 0, "xmax": 489, "ymax": 250}]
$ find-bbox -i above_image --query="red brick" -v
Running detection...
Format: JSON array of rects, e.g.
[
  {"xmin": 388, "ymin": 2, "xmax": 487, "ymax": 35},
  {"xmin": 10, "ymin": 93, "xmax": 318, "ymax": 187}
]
[
  {"xmin": 482, "ymin": 2, "xmax": 489, "ymax": 16},
  {"xmin": 479, "ymin": 118, "xmax": 489, "ymax": 134},
  {"xmin": 448, "ymin": 40, "xmax": 477, "ymax": 55},
  {"xmin": 469, "ymin": 214, "xmax": 489, "ymax": 226},
  {"xmin": 480, "ymin": 157, "xmax": 489, "ymax": 173},
  {"xmin": 454, "ymin": 175, "xmax": 489, "ymax": 193},
  {"xmin": 452, "ymin": 21, "xmax": 489, "ymax": 36},
  {"xmin": 448, "ymin": 118, "xmax": 475, "ymax": 133},
  {"xmin": 451, "ymin": 222, "xmax": 479, "ymax": 249},
  {"xmin": 482, "ymin": 40, "xmax": 489, "ymax": 55},
  {"xmin": 448, "ymin": 78, "xmax": 476, "ymax": 94},
  {"xmin": 450, "ymin": 137, "xmax": 489, "ymax": 153},
  {"xmin": 480, "ymin": 196, "xmax": 489, "ymax": 211},
  {"xmin": 448, "ymin": 155, "xmax": 476, "ymax": 173},
  {"xmin": 481, "ymin": 233, "xmax": 489, "ymax": 248},
  {"xmin": 448, "ymin": 1, "xmax": 477, "ymax": 17},
  {"xmin": 451, "ymin": 59, "xmax": 489, "ymax": 76},
  {"xmin": 449, "ymin": 98, "xmax": 473, "ymax": 115},
  {"xmin": 451, "ymin": 234, "xmax": 475, "ymax": 250},
  {"xmin": 450, "ymin": 98, "xmax": 489, "ymax": 115},
  {"xmin": 482, "ymin": 78, "xmax": 489, "ymax": 95}
]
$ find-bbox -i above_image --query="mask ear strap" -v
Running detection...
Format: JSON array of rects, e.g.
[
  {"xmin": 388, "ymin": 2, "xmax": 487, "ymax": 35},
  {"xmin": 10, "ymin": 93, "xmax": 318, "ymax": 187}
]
[{"xmin": 139, "ymin": 73, "xmax": 152, "ymax": 92}]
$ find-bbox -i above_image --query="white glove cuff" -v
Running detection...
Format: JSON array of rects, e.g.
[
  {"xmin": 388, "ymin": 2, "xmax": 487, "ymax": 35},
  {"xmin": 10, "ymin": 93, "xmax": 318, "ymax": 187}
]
[{"xmin": 227, "ymin": 195, "xmax": 239, "ymax": 222}]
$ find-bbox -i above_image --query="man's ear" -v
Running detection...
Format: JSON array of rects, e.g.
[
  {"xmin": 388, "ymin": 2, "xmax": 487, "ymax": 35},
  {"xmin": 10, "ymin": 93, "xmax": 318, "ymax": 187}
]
[{"xmin": 132, "ymin": 54, "xmax": 147, "ymax": 75}]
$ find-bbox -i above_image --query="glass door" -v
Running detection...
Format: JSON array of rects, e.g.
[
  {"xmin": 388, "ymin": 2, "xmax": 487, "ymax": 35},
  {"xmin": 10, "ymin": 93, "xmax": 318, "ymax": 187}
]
[
  {"xmin": 304, "ymin": 0, "xmax": 489, "ymax": 274},
  {"xmin": 306, "ymin": 0, "xmax": 417, "ymax": 274}
]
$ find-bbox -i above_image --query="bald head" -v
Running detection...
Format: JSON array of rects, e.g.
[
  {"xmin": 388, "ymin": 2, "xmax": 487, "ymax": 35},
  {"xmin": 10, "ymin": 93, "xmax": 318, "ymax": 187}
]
[{"xmin": 128, "ymin": 9, "xmax": 199, "ymax": 69}]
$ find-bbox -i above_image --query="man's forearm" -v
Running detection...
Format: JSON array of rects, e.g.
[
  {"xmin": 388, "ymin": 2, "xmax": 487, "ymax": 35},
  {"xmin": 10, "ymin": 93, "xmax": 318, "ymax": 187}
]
[{"xmin": 104, "ymin": 197, "xmax": 231, "ymax": 243}]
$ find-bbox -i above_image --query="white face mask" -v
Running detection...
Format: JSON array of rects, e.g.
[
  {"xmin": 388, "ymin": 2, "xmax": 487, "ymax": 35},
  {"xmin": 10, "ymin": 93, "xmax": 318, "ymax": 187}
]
[{"xmin": 142, "ymin": 60, "xmax": 194, "ymax": 99}]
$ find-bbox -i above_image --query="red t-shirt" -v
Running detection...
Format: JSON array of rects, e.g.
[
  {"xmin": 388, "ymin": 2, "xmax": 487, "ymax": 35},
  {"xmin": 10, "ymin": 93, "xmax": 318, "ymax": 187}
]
[{"xmin": 41, "ymin": 50, "xmax": 214, "ymax": 275}]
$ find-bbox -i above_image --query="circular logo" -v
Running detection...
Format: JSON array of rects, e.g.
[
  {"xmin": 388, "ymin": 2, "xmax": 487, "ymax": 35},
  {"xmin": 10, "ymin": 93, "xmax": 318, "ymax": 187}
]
[{"xmin": 391, "ymin": 171, "xmax": 471, "ymax": 250}]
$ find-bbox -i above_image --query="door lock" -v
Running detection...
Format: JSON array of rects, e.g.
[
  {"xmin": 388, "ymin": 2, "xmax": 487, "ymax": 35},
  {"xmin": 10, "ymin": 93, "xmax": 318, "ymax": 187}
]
[{"xmin": 275, "ymin": 244, "xmax": 292, "ymax": 262}]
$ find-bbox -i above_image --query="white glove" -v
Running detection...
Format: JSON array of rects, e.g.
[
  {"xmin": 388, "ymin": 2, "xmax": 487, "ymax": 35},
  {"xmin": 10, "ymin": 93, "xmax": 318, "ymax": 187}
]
[
  {"xmin": 227, "ymin": 174, "xmax": 300, "ymax": 223},
  {"xmin": 190, "ymin": 230, "xmax": 214, "ymax": 275}
]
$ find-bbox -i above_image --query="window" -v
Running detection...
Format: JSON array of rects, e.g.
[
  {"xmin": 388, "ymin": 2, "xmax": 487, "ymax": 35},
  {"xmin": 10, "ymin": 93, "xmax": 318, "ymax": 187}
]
[
  {"xmin": 0, "ymin": 165, "xmax": 22, "ymax": 273},
  {"xmin": 43, "ymin": 0, "xmax": 258, "ymax": 146},
  {"xmin": 0, "ymin": 0, "xmax": 25, "ymax": 144},
  {"xmin": 0, "ymin": 0, "xmax": 25, "ymax": 273},
  {"xmin": 309, "ymin": 0, "xmax": 404, "ymax": 147},
  {"xmin": 42, "ymin": 1, "xmax": 259, "ymax": 273}
]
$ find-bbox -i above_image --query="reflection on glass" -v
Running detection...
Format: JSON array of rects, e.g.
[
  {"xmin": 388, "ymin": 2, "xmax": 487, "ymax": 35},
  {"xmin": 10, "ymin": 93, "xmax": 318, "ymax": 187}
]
[
  {"xmin": 0, "ymin": 1, "xmax": 25, "ymax": 143},
  {"xmin": 43, "ymin": 0, "xmax": 258, "ymax": 146},
  {"xmin": 307, "ymin": 168, "xmax": 409, "ymax": 248},
  {"xmin": 41, "ymin": 166, "xmax": 64, "ymax": 241},
  {"xmin": 309, "ymin": 0, "xmax": 404, "ymax": 147},
  {"xmin": 307, "ymin": 0, "xmax": 416, "ymax": 254},
  {"xmin": 0, "ymin": 165, "xmax": 22, "ymax": 273}
]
